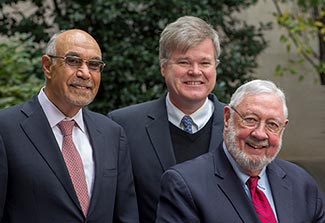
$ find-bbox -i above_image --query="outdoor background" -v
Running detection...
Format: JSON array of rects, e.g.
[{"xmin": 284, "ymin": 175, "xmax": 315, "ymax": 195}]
[
  {"xmin": 241, "ymin": 1, "xmax": 325, "ymax": 192},
  {"xmin": 0, "ymin": 0, "xmax": 324, "ymax": 191}
]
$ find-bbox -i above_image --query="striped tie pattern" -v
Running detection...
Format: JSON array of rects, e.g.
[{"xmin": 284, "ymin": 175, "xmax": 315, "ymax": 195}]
[
  {"xmin": 247, "ymin": 176, "xmax": 277, "ymax": 223},
  {"xmin": 181, "ymin": 115, "xmax": 193, "ymax": 134},
  {"xmin": 58, "ymin": 120, "xmax": 89, "ymax": 216}
]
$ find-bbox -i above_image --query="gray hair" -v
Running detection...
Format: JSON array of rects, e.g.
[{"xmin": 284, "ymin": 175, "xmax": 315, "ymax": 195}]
[
  {"xmin": 229, "ymin": 79, "xmax": 288, "ymax": 119},
  {"xmin": 159, "ymin": 16, "xmax": 220, "ymax": 67},
  {"xmin": 44, "ymin": 30, "xmax": 65, "ymax": 56}
]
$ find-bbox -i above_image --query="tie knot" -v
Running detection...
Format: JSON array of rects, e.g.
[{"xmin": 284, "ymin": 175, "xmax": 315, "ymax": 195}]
[
  {"xmin": 58, "ymin": 120, "xmax": 75, "ymax": 136},
  {"xmin": 247, "ymin": 176, "xmax": 259, "ymax": 190},
  {"xmin": 181, "ymin": 115, "xmax": 193, "ymax": 134}
]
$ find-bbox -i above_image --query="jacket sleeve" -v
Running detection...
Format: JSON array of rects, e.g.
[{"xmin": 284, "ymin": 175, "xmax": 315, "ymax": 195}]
[
  {"xmin": 113, "ymin": 127, "xmax": 139, "ymax": 223},
  {"xmin": 0, "ymin": 134, "xmax": 8, "ymax": 221},
  {"xmin": 156, "ymin": 168, "xmax": 200, "ymax": 223}
]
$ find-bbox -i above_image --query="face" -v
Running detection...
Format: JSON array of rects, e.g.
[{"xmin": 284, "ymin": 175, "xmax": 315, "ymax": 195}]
[
  {"xmin": 42, "ymin": 30, "xmax": 102, "ymax": 117},
  {"xmin": 224, "ymin": 93, "xmax": 289, "ymax": 176},
  {"xmin": 161, "ymin": 38, "xmax": 217, "ymax": 114}
]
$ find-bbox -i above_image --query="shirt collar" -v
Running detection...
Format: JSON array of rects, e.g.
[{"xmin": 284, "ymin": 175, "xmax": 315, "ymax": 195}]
[
  {"xmin": 165, "ymin": 93, "xmax": 214, "ymax": 131},
  {"xmin": 38, "ymin": 87, "xmax": 86, "ymax": 133},
  {"xmin": 222, "ymin": 142, "xmax": 267, "ymax": 187}
]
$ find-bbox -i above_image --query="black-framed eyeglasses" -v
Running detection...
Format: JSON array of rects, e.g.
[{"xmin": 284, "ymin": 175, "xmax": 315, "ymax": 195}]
[
  {"xmin": 48, "ymin": 55, "xmax": 106, "ymax": 73},
  {"xmin": 230, "ymin": 106, "xmax": 286, "ymax": 135}
]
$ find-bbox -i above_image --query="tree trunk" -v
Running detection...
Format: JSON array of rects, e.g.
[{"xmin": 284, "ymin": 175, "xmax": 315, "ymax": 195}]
[{"xmin": 314, "ymin": 6, "xmax": 325, "ymax": 85}]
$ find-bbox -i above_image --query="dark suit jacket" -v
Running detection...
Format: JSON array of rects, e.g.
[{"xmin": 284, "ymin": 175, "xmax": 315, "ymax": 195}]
[
  {"xmin": 0, "ymin": 95, "xmax": 139, "ymax": 223},
  {"xmin": 108, "ymin": 94, "xmax": 225, "ymax": 223},
  {"xmin": 156, "ymin": 142, "xmax": 325, "ymax": 223}
]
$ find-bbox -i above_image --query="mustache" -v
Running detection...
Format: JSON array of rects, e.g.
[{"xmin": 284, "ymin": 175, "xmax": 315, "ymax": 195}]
[
  {"xmin": 69, "ymin": 78, "xmax": 93, "ymax": 88},
  {"xmin": 245, "ymin": 136, "xmax": 269, "ymax": 148}
]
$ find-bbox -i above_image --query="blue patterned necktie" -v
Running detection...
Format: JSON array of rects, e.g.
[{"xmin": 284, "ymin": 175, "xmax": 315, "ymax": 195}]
[{"xmin": 181, "ymin": 115, "xmax": 193, "ymax": 134}]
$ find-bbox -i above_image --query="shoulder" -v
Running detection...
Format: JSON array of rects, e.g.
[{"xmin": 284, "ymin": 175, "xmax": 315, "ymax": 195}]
[
  {"xmin": 0, "ymin": 98, "xmax": 34, "ymax": 125},
  {"xmin": 209, "ymin": 93, "xmax": 226, "ymax": 107},
  {"xmin": 270, "ymin": 159, "xmax": 320, "ymax": 185},
  {"xmin": 160, "ymin": 153, "xmax": 216, "ymax": 196},
  {"xmin": 167, "ymin": 152, "xmax": 215, "ymax": 179},
  {"xmin": 110, "ymin": 98, "xmax": 162, "ymax": 114},
  {"xmin": 209, "ymin": 93, "xmax": 226, "ymax": 116},
  {"xmin": 273, "ymin": 159, "xmax": 310, "ymax": 174},
  {"xmin": 84, "ymin": 109, "xmax": 125, "ymax": 133},
  {"xmin": 107, "ymin": 96, "xmax": 165, "ymax": 121},
  {"xmin": 0, "ymin": 104, "xmax": 23, "ymax": 117}
]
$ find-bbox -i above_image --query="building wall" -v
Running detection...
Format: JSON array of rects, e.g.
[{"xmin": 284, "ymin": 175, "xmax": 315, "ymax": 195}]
[{"xmin": 240, "ymin": 1, "xmax": 325, "ymax": 191}]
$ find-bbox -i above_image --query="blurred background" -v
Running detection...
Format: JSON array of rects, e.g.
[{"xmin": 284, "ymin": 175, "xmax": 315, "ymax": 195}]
[
  {"xmin": 0, "ymin": 0, "xmax": 324, "ymax": 191},
  {"xmin": 241, "ymin": 0, "xmax": 325, "ymax": 192}
]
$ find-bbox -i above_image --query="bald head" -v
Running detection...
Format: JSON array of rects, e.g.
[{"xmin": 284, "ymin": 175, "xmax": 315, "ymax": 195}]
[
  {"xmin": 42, "ymin": 29, "xmax": 103, "ymax": 117},
  {"xmin": 45, "ymin": 29, "xmax": 102, "ymax": 58}
]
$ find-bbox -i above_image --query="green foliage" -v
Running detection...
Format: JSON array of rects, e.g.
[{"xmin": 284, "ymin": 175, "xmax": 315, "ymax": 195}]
[
  {"xmin": 0, "ymin": 33, "xmax": 43, "ymax": 108},
  {"xmin": 0, "ymin": 0, "xmax": 271, "ymax": 113},
  {"xmin": 272, "ymin": 0, "xmax": 325, "ymax": 84}
]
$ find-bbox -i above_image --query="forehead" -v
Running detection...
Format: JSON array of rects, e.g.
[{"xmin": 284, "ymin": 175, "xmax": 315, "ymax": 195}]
[
  {"xmin": 56, "ymin": 31, "xmax": 101, "ymax": 58},
  {"xmin": 238, "ymin": 93, "xmax": 285, "ymax": 118},
  {"xmin": 170, "ymin": 38, "xmax": 215, "ymax": 59}
]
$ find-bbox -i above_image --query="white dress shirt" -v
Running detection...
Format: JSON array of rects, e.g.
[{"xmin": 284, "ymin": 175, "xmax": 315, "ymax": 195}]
[
  {"xmin": 222, "ymin": 142, "xmax": 278, "ymax": 221},
  {"xmin": 38, "ymin": 88, "xmax": 94, "ymax": 198},
  {"xmin": 166, "ymin": 93, "xmax": 214, "ymax": 133}
]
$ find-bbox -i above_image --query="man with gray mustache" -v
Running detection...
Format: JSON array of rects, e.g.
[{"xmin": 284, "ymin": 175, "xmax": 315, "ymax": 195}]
[
  {"xmin": 0, "ymin": 29, "xmax": 138, "ymax": 223},
  {"xmin": 156, "ymin": 79, "xmax": 325, "ymax": 223}
]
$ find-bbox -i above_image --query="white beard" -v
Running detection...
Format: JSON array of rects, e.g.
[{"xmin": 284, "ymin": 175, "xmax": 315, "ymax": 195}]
[{"xmin": 225, "ymin": 117, "xmax": 282, "ymax": 173}]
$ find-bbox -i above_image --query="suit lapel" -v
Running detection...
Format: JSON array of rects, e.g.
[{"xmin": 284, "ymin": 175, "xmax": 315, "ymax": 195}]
[
  {"xmin": 213, "ymin": 143, "xmax": 260, "ymax": 223},
  {"xmin": 208, "ymin": 94, "xmax": 225, "ymax": 152},
  {"xmin": 82, "ymin": 110, "xmax": 106, "ymax": 215},
  {"xmin": 146, "ymin": 94, "xmax": 225, "ymax": 171},
  {"xmin": 267, "ymin": 161, "xmax": 293, "ymax": 223},
  {"xmin": 146, "ymin": 96, "xmax": 176, "ymax": 171},
  {"xmin": 20, "ymin": 96, "xmax": 81, "ymax": 210}
]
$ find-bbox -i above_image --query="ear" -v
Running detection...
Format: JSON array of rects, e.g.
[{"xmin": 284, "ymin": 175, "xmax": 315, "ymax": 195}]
[
  {"xmin": 224, "ymin": 106, "xmax": 231, "ymax": 129},
  {"xmin": 42, "ymin": 55, "xmax": 53, "ymax": 79},
  {"xmin": 160, "ymin": 63, "xmax": 166, "ymax": 78},
  {"xmin": 284, "ymin": 119, "xmax": 289, "ymax": 126}
]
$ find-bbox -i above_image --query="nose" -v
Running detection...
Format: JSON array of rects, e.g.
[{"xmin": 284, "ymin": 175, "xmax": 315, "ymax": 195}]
[
  {"xmin": 250, "ymin": 122, "xmax": 269, "ymax": 140},
  {"xmin": 76, "ymin": 63, "xmax": 91, "ymax": 79},
  {"xmin": 189, "ymin": 62, "xmax": 202, "ymax": 75}
]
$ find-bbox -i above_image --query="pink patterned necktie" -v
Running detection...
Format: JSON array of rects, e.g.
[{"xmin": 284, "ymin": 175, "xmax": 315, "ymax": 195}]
[
  {"xmin": 58, "ymin": 120, "xmax": 89, "ymax": 216},
  {"xmin": 247, "ymin": 176, "xmax": 277, "ymax": 223}
]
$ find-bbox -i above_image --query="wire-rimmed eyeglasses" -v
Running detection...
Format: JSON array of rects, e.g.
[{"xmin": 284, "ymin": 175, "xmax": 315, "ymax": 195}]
[
  {"xmin": 230, "ymin": 106, "xmax": 286, "ymax": 135},
  {"xmin": 48, "ymin": 55, "xmax": 106, "ymax": 73}
]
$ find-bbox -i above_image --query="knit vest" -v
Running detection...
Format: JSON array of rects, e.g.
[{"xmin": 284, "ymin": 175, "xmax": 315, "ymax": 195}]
[{"xmin": 169, "ymin": 117, "xmax": 213, "ymax": 163}]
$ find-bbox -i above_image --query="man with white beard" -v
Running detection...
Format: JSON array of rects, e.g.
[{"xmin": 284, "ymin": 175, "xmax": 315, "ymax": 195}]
[{"xmin": 156, "ymin": 79, "xmax": 325, "ymax": 223}]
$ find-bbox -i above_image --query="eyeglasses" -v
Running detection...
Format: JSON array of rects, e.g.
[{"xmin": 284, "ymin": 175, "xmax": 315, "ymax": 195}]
[
  {"xmin": 230, "ymin": 106, "xmax": 286, "ymax": 135},
  {"xmin": 48, "ymin": 55, "xmax": 106, "ymax": 72}
]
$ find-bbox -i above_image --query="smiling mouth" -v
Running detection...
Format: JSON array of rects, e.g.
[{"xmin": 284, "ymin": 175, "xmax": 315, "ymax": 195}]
[
  {"xmin": 246, "ymin": 142, "xmax": 268, "ymax": 149},
  {"xmin": 71, "ymin": 84, "xmax": 92, "ymax": 90},
  {"xmin": 184, "ymin": 81, "xmax": 203, "ymax": 85}
]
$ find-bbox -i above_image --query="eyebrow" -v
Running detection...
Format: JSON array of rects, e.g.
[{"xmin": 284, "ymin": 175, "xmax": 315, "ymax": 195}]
[
  {"xmin": 65, "ymin": 52, "xmax": 79, "ymax": 57},
  {"xmin": 64, "ymin": 52, "xmax": 102, "ymax": 60},
  {"xmin": 242, "ymin": 111, "xmax": 283, "ymax": 122},
  {"xmin": 175, "ymin": 56, "xmax": 213, "ymax": 61}
]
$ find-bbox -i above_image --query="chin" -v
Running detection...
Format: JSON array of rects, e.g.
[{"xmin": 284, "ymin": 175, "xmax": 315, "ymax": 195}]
[{"xmin": 66, "ymin": 95, "xmax": 94, "ymax": 107}]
